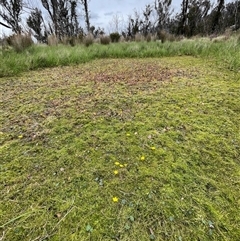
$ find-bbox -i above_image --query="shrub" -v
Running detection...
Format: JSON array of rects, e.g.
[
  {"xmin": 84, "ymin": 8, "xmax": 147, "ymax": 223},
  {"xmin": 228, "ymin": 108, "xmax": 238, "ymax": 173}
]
[
  {"xmin": 47, "ymin": 35, "xmax": 58, "ymax": 46},
  {"xmin": 68, "ymin": 37, "xmax": 76, "ymax": 46},
  {"xmin": 83, "ymin": 33, "xmax": 94, "ymax": 47},
  {"xmin": 100, "ymin": 35, "xmax": 111, "ymax": 45},
  {"xmin": 110, "ymin": 32, "xmax": 121, "ymax": 43},
  {"xmin": 7, "ymin": 34, "xmax": 33, "ymax": 52}
]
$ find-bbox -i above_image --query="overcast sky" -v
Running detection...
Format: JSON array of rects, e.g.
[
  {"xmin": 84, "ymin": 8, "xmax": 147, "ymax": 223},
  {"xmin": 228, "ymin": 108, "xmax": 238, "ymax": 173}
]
[
  {"xmin": 88, "ymin": 0, "xmax": 180, "ymax": 32},
  {"xmin": 0, "ymin": 0, "xmax": 233, "ymax": 36}
]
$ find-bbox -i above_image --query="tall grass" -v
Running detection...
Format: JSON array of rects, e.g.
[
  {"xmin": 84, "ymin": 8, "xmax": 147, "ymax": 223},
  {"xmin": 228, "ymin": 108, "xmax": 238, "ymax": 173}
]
[{"xmin": 0, "ymin": 37, "xmax": 240, "ymax": 77}]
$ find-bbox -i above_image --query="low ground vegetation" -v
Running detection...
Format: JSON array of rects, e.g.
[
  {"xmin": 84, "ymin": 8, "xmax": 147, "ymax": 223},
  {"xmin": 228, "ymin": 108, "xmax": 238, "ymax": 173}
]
[
  {"xmin": 0, "ymin": 31, "xmax": 240, "ymax": 240},
  {"xmin": 1, "ymin": 56, "xmax": 240, "ymax": 240}
]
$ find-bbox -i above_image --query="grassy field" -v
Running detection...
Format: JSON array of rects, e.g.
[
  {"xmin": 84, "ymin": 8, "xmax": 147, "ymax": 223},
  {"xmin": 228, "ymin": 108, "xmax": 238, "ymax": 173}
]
[
  {"xmin": 0, "ymin": 55, "xmax": 240, "ymax": 240},
  {"xmin": 1, "ymin": 36, "xmax": 240, "ymax": 77}
]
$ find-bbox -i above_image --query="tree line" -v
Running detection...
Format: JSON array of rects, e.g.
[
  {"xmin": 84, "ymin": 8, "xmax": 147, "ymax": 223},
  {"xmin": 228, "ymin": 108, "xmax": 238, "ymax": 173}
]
[{"xmin": 0, "ymin": 0, "xmax": 239, "ymax": 42}]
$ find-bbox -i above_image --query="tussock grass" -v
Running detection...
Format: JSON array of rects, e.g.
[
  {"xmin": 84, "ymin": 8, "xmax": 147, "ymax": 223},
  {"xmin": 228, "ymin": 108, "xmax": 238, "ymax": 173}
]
[
  {"xmin": 1, "ymin": 57, "xmax": 240, "ymax": 240},
  {"xmin": 0, "ymin": 37, "xmax": 240, "ymax": 77},
  {"xmin": 6, "ymin": 34, "xmax": 34, "ymax": 53}
]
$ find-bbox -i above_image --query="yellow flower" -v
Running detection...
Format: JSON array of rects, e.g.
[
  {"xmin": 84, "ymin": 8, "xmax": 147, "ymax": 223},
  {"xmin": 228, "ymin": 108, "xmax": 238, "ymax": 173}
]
[
  {"xmin": 18, "ymin": 135, "xmax": 23, "ymax": 139},
  {"xmin": 113, "ymin": 170, "xmax": 118, "ymax": 175},
  {"xmin": 114, "ymin": 161, "xmax": 120, "ymax": 166},
  {"xmin": 119, "ymin": 164, "xmax": 124, "ymax": 168},
  {"xmin": 151, "ymin": 146, "xmax": 156, "ymax": 150},
  {"xmin": 112, "ymin": 197, "xmax": 119, "ymax": 202},
  {"xmin": 140, "ymin": 156, "xmax": 145, "ymax": 161},
  {"xmin": 126, "ymin": 133, "xmax": 131, "ymax": 136}
]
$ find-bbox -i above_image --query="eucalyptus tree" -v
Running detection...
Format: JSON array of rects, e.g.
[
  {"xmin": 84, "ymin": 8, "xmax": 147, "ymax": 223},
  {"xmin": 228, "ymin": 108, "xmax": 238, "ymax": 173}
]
[
  {"xmin": 154, "ymin": 0, "xmax": 173, "ymax": 31},
  {"xmin": 26, "ymin": 8, "xmax": 47, "ymax": 42},
  {"xmin": 211, "ymin": 0, "xmax": 225, "ymax": 33},
  {"xmin": 80, "ymin": 0, "xmax": 90, "ymax": 32},
  {"xmin": 40, "ymin": 0, "xmax": 80, "ymax": 39},
  {"xmin": 178, "ymin": 0, "xmax": 189, "ymax": 35},
  {"xmin": 0, "ymin": 0, "xmax": 23, "ymax": 33},
  {"xmin": 187, "ymin": 0, "xmax": 211, "ymax": 36}
]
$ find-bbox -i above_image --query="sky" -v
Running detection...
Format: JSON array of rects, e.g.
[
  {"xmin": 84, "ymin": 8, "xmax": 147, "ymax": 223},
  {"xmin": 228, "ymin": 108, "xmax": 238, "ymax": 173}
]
[
  {"xmin": 88, "ymin": 0, "xmax": 179, "ymax": 31},
  {"xmin": 0, "ymin": 0, "xmax": 234, "ymax": 37}
]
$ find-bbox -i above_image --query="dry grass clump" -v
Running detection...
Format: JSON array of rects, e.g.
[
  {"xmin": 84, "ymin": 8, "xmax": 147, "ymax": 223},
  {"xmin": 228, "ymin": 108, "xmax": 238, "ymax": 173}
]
[
  {"xmin": 60, "ymin": 36, "xmax": 69, "ymax": 45},
  {"xmin": 7, "ymin": 33, "xmax": 33, "ymax": 52},
  {"xmin": 100, "ymin": 35, "xmax": 111, "ymax": 45},
  {"xmin": 119, "ymin": 36, "xmax": 126, "ymax": 42},
  {"xmin": 237, "ymin": 34, "xmax": 240, "ymax": 44},
  {"xmin": 212, "ymin": 35, "xmax": 229, "ymax": 43},
  {"xmin": 60, "ymin": 36, "xmax": 81, "ymax": 46},
  {"xmin": 47, "ymin": 35, "xmax": 58, "ymax": 46},
  {"xmin": 135, "ymin": 33, "xmax": 145, "ymax": 42},
  {"xmin": 150, "ymin": 33, "xmax": 158, "ymax": 42},
  {"xmin": 83, "ymin": 33, "xmax": 94, "ymax": 47},
  {"xmin": 145, "ymin": 33, "xmax": 152, "ymax": 42}
]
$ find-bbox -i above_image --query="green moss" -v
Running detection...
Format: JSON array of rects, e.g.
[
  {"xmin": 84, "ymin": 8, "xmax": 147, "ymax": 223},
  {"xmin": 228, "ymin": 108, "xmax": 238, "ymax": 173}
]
[{"xmin": 1, "ymin": 57, "xmax": 240, "ymax": 240}]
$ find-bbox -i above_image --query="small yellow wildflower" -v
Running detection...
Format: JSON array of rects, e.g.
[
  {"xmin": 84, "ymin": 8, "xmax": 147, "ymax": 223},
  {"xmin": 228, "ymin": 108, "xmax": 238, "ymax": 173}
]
[
  {"xmin": 140, "ymin": 156, "xmax": 145, "ymax": 161},
  {"xmin": 112, "ymin": 197, "xmax": 119, "ymax": 202},
  {"xmin": 113, "ymin": 170, "xmax": 118, "ymax": 175},
  {"xmin": 151, "ymin": 146, "xmax": 156, "ymax": 150},
  {"xmin": 114, "ymin": 161, "xmax": 120, "ymax": 166},
  {"xmin": 18, "ymin": 135, "xmax": 23, "ymax": 139},
  {"xmin": 126, "ymin": 133, "xmax": 131, "ymax": 136},
  {"xmin": 119, "ymin": 164, "xmax": 124, "ymax": 168}
]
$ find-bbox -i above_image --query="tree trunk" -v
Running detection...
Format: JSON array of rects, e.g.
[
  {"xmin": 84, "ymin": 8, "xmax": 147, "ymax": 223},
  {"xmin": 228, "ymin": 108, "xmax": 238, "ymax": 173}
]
[
  {"xmin": 178, "ymin": 0, "xmax": 189, "ymax": 35},
  {"xmin": 81, "ymin": 0, "xmax": 90, "ymax": 32},
  {"xmin": 211, "ymin": 0, "xmax": 225, "ymax": 33}
]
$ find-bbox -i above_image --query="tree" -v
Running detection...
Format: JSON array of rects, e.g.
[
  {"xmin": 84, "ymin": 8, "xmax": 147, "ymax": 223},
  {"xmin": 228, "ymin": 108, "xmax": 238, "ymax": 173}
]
[
  {"xmin": 80, "ymin": 0, "xmax": 90, "ymax": 32},
  {"xmin": 126, "ymin": 11, "xmax": 143, "ymax": 38},
  {"xmin": 69, "ymin": 0, "xmax": 79, "ymax": 36},
  {"xmin": 0, "ymin": 0, "xmax": 23, "ymax": 33},
  {"xmin": 154, "ymin": 0, "xmax": 173, "ymax": 31},
  {"xmin": 27, "ymin": 8, "xmax": 46, "ymax": 42},
  {"xmin": 211, "ymin": 0, "xmax": 225, "ymax": 33},
  {"xmin": 40, "ymin": 0, "xmax": 80, "ymax": 39},
  {"xmin": 187, "ymin": 0, "xmax": 211, "ymax": 36},
  {"xmin": 141, "ymin": 4, "xmax": 153, "ymax": 36},
  {"xmin": 108, "ymin": 13, "xmax": 123, "ymax": 33},
  {"xmin": 41, "ymin": 0, "xmax": 59, "ymax": 36},
  {"xmin": 178, "ymin": 0, "xmax": 189, "ymax": 35},
  {"xmin": 0, "ymin": 21, "xmax": 11, "ymax": 28},
  {"xmin": 222, "ymin": 0, "xmax": 240, "ymax": 30}
]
